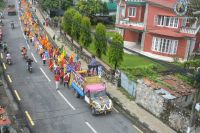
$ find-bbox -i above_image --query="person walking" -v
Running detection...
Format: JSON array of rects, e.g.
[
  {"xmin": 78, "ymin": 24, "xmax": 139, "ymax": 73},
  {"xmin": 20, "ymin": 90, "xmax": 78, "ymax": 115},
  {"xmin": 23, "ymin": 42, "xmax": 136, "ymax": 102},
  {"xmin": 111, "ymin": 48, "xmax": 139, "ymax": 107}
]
[
  {"xmin": 63, "ymin": 73, "xmax": 69, "ymax": 87},
  {"xmin": 59, "ymin": 68, "xmax": 64, "ymax": 84},
  {"xmin": 42, "ymin": 52, "xmax": 46, "ymax": 65},
  {"xmin": 54, "ymin": 73, "xmax": 60, "ymax": 90}
]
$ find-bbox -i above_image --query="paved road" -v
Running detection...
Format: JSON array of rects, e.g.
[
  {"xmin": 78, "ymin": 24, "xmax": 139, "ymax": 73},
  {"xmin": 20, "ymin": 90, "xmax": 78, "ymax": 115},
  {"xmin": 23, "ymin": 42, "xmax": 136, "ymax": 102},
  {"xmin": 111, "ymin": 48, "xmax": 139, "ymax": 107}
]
[{"xmin": 2, "ymin": 0, "xmax": 141, "ymax": 133}]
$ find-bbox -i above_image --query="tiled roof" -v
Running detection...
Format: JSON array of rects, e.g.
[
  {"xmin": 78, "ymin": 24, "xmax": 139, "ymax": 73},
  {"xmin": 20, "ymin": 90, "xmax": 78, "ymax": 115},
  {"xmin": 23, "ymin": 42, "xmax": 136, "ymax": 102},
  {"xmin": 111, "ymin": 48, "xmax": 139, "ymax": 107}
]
[
  {"xmin": 106, "ymin": 2, "xmax": 117, "ymax": 12},
  {"xmin": 143, "ymin": 75, "xmax": 195, "ymax": 98},
  {"xmin": 147, "ymin": 0, "xmax": 177, "ymax": 9},
  {"xmin": 148, "ymin": 29, "xmax": 195, "ymax": 38}
]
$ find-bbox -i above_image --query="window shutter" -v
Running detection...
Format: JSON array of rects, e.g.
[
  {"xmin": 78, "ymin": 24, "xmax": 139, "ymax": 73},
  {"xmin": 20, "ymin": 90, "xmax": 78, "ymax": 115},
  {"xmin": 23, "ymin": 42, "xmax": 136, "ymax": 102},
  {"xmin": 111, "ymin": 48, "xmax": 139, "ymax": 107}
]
[{"xmin": 154, "ymin": 15, "xmax": 158, "ymax": 25}]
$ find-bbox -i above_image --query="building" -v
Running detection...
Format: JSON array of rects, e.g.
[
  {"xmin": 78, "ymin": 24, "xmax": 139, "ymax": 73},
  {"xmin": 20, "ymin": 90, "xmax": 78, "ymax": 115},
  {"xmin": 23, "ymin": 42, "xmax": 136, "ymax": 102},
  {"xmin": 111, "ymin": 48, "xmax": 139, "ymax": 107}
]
[
  {"xmin": 115, "ymin": 0, "xmax": 200, "ymax": 62},
  {"xmin": 136, "ymin": 76, "xmax": 196, "ymax": 132}
]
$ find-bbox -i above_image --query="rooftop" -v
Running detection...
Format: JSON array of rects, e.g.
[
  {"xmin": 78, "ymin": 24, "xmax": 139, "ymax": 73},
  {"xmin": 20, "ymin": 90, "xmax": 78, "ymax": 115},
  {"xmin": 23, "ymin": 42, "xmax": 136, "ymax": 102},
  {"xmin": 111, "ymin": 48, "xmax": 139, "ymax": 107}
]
[
  {"xmin": 147, "ymin": 0, "xmax": 176, "ymax": 9},
  {"xmin": 143, "ymin": 75, "xmax": 195, "ymax": 99}
]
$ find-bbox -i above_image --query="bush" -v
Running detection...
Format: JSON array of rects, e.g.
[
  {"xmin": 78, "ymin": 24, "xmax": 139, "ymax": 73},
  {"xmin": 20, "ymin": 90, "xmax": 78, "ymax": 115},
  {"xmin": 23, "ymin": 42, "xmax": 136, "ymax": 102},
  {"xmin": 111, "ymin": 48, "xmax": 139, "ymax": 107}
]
[{"xmin": 121, "ymin": 64, "xmax": 159, "ymax": 80}]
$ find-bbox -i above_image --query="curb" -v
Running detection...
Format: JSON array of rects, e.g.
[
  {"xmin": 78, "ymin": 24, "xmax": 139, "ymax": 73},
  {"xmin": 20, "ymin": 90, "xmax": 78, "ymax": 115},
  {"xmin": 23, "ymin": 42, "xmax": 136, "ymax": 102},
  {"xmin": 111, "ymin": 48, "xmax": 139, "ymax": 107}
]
[{"xmin": 0, "ymin": 60, "xmax": 32, "ymax": 133}]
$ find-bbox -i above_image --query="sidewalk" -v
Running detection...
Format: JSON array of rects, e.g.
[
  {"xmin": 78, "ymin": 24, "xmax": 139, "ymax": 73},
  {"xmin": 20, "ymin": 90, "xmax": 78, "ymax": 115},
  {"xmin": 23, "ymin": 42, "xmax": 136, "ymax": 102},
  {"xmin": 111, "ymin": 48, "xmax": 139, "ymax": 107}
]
[{"xmin": 35, "ymin": 9, "xmax": 176, "ymax": 133}]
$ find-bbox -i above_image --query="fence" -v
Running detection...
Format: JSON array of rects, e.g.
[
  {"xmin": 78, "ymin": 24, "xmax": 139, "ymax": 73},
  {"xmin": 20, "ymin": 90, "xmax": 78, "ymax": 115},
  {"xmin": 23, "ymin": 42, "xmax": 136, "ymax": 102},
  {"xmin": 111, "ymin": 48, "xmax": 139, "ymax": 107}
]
[{"xmin": 120, "ymin": 72, "xmax": 137, "ymax": 97}]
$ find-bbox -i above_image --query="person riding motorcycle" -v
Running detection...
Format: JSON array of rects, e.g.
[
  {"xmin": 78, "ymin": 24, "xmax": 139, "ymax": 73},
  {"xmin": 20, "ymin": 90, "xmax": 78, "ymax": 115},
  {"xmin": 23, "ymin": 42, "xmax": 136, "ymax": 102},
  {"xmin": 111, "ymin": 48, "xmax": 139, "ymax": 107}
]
[
  {"xmin": 21, "ymin": 47, "xmax": 27, "ymax": 58},
  {"xmin": 26, "ymin": 57, "xmax": 33, "ymax": 70},
  {"xmin": 3, "ymin": 42, "xmax": 8, "ymax": 53},
  {"xmin": 6, "ymin": 52, "xmax": 11, "ymax": 64},
  {"xmin": 11, "ymin": 21, "xmax": 14, "ymax": 29}
]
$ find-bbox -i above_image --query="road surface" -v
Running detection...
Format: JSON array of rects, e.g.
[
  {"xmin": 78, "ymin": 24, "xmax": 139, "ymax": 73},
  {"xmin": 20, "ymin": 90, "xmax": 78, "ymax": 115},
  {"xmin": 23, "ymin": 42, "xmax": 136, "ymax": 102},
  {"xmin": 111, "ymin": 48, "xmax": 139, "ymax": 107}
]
[{"xmin": 2, "ymin": 0, "xmax": 143, "ymax": 133}]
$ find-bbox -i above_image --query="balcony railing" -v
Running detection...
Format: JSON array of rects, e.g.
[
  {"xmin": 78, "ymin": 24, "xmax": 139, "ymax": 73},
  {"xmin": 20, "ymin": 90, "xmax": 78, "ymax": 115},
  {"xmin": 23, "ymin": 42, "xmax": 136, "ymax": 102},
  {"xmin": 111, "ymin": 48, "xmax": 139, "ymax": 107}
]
[
  {"xmin": 119, "ymin": 19, "xmax": 144, "ymax": 28},
  {"xmin": 180, "ymin": 25, "xmax": 200, "ymax": 35}
]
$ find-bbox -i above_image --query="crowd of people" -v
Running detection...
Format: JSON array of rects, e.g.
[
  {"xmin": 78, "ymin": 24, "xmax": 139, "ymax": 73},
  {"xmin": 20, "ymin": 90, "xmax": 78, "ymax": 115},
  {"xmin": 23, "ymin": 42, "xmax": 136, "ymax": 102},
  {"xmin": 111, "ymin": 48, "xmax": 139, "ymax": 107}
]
[{"xmin": 19, "ymin": 0, "xmax": 83, "ymax": 90}]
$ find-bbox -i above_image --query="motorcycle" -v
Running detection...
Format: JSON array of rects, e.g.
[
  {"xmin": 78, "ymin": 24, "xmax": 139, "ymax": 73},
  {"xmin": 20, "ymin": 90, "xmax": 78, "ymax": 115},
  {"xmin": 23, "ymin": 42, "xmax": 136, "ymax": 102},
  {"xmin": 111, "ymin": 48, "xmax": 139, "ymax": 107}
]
[
  {"xmin": 27, "ymin": 64, "xmax": 32, "ymax": 73},
  {"xmin": 11, "ymin": 23, "xmax": 14, "ymax": 29}
]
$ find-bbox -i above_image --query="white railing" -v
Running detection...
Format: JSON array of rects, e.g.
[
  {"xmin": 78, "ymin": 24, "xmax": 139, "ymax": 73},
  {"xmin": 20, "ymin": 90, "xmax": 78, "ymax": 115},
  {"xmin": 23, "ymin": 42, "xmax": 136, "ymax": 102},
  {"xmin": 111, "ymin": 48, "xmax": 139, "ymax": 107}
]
[
  {"xmin": 180, "ymin": 25, "xmax": 200, "ymax": 35},
  {"xmin": 119, "ymin": 20, "xmax": 144, "ymax": 27},
  {"xmin": 125, "ymin": 0, "xmax": 145, "ymax": 2}
]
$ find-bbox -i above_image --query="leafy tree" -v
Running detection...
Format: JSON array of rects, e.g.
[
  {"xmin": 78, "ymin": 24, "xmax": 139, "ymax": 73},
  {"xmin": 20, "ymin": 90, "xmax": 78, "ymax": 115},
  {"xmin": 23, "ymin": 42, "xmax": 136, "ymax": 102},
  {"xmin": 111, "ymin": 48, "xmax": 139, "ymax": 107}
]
[
  {"xmin": 39, "ymin": 0, "xmax": 60, "ymax": 11},
  {"xmin": 71, "ymin": 12, "xmax": 82, "ymax": 41},
  {"xmin": 75, "ymin": 0, "xmax": 104, "ymax": 18},
  {"xmin": 80, "ymin": 16, "xmax": 92, "ymax": 48},
  {"xmin": 94, "ymin": 23, "xmax": 107, "ymax": 58},
  {"xmin": 101, "ymin": 2, "xmax": 109, "ymax": 15},
  {"xmin": 108, "ymin": 33, "xmax": 124, "ymax": 70},
  {"xmin": 61, "ymin": 0, "xmax": 74, "ymax": 10},
  {"xmin": 61, "ymin": 8, "xmax": 77, "ymax": 36},
  {"xmin": 39, "ymin": 0, "xmax": 73, "ymax": 11}
]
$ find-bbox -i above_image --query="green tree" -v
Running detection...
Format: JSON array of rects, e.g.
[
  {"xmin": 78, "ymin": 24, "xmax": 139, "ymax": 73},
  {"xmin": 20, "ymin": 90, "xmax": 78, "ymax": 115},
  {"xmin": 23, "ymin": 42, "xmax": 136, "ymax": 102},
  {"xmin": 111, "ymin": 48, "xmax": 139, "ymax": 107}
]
[
  {"xmin": 101, "ymin": 2, "xmax": 109, "ymax": 15},
  {"xmin": 80, "ymin": 16, "xmax": 92, "ymax": 48},
  {"xmin": 108, "ymin": 33, "xmax": 124, "ymax": 70},
  {"xmin": 39, "ymin": 0, "xmax": 60, "ymax": 11},
  {"xmin": 76, "ymin": 0, "xmax": 104, "ymax": 18},
  {"xmin": 71, "ymin": 12, "xmax": 82, "ymax": 41},
  {"xmin": 61, "ymin": 8, "xmax": 77, "ymax": 36},
  {"xmin": 61, "ymin": 0, "xmax": 74, "ymax": 10},
  {"xmin": 39, "ymin": 0, "xmax": 73, "ymax": 11},
  {"xmin": 94, "ymin": 23, "xmax": 107, "ymax": 58}
]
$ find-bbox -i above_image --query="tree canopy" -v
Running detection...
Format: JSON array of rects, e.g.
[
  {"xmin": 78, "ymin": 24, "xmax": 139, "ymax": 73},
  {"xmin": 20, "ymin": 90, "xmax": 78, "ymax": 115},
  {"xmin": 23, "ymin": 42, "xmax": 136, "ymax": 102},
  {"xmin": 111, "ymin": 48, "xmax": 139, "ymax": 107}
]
[
  {"xmin": 75, "ymin": 0, "xmax": 108, "ymax": 18},
  {"xmin": 61, "ymin": 8, "xmax": 77, "ymax": 36},
  {"xmin": 108, "ymin": 33, "xmax": 124, "ymax": 70},
  {"xmin": 71, "ymin": 12, "xmax": 82, "ymax": 40},
  {"xmin": 94, "ymin": 23, "xmax": 107, "ymax": 58},
  {"xmin": 80, "ymin": 16, "xmax": 92, "ymax": 48},
  {"xmin": 39, "ymin": 0, "xmax": 73, "ymax": 11}
]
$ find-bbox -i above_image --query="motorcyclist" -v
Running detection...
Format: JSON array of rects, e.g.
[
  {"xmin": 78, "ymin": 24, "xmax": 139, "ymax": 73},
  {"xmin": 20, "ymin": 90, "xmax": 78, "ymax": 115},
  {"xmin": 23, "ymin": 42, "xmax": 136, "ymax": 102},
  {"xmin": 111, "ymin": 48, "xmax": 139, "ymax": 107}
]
[
  {"xmin": 26, "ymin": 57, "xmax": 33, "ymax": 70},
  {"xmin": 3, "ymin": 42, "xmax": 8, "ymax": 53},
  {"xmin": 11, "ymin": 21, "xmax": 14, "ymax": 29},
  {"xmin": 6, "ymin": 51, "xmax": 11, "ymax": 64}
]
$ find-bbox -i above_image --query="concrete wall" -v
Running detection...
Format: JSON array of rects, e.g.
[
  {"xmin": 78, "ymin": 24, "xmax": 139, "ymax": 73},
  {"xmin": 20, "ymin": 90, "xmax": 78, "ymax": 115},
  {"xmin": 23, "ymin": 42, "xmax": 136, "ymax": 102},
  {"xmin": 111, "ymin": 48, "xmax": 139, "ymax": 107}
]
[
  {"xmin": 135, "ymin": 80, "xmax": 166, "ymax": 117},
  {"xmin": 123, "ymin": 30, "xmax": 139, "ymax": 42},
  {"xmin": 168, "ymin": 108, "xmax": 190, "ymax": 133}
]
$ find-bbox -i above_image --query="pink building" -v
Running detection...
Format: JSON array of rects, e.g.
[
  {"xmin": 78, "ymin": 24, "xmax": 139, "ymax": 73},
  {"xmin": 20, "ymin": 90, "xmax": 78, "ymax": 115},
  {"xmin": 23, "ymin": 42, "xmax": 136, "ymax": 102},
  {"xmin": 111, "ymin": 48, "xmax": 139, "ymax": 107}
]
[{"xmin": 115, "ymin": 0, "xmax": 200, "ymax": 62}]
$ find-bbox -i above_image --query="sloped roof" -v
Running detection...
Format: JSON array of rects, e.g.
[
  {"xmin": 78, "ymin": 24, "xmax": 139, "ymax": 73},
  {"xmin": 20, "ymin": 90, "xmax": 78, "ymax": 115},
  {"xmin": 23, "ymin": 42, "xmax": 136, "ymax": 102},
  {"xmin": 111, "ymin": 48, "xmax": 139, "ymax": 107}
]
[
  {"xmin": 147, "ymin": 0, "xmax": 177, "ymax": 9},
  {"xmin": 106, "ymin": 2, "xmax": 117, "ymax": 12}
]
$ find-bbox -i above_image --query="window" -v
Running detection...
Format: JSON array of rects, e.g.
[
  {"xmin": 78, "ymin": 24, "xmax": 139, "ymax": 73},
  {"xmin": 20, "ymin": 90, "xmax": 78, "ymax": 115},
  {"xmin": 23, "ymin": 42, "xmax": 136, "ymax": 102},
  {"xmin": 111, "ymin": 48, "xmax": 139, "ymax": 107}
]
[
  {"xmin": 156, "ymin": 15, "xmax": 179, "ymax": 28},
  {"xmin": 128, "ymin": 7, "xmax": 136, "ymax": 17},
  {"xmin": 152, "ymin": 37, "xmax": 178, "ymax": 54}
]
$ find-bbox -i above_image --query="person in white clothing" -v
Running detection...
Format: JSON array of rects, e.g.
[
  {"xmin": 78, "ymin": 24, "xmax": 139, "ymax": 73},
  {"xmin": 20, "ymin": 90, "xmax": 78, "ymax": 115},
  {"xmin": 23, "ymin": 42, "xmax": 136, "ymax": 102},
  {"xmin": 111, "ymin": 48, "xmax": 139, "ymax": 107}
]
[{"xmin": 42, "ymin": 52, "xmax": 46, "ymax": 65}]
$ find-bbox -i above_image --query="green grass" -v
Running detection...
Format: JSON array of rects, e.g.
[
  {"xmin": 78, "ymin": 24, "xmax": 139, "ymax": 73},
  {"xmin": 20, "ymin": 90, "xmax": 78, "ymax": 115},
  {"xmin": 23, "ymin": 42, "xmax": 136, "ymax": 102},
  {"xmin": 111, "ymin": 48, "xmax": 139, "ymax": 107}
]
[{"xmin": 87, "ymin": 42, "xmax": 163, "ymax": 69}]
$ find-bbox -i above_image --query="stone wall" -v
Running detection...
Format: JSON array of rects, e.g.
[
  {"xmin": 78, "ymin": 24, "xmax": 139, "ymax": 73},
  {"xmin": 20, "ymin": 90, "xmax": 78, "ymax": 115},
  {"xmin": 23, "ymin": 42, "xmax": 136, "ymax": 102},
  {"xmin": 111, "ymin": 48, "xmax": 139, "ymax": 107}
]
[
  {"xmin": 168, "ymin": 108, "xmax": 191, "ymax": 133},
  {"xmin": 135, "ymin": 80, "xmax": 166, "ymax": 117}
]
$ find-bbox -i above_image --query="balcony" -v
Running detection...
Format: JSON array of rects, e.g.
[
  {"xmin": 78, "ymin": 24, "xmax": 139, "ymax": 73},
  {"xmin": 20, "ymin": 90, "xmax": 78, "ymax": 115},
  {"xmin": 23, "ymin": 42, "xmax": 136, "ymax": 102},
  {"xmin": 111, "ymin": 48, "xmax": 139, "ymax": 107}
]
[
  {"xmin": 116, "ymin": 19, "xmax": 145, "ymax": 31},
  {"xmin": 180, "ymin": 25, "xmax": 200, "ymax": 35},
  {"xmin": 120, "ymin": 19, "xmax": 144, "ymax": 27}
]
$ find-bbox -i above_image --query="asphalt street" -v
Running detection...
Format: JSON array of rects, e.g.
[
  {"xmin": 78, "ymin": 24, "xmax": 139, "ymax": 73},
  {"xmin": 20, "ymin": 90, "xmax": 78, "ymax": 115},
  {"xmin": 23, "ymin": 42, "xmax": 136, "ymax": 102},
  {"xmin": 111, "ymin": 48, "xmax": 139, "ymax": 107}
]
[{"xmin": 2, "ymin": 0, "xmax": 142, "ymax": 133}]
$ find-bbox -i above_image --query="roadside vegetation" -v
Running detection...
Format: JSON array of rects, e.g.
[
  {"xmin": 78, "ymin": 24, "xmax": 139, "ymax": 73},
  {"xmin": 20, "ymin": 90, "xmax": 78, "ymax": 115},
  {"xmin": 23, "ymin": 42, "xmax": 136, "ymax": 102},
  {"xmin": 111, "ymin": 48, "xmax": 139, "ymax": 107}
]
[
  {"xmin": 60, "ymin": 3, "xmax": 200, "ymax": 94},
  {"xmin": 0, "ymin": 0, "xmax": 5, "ymax": 9}
]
